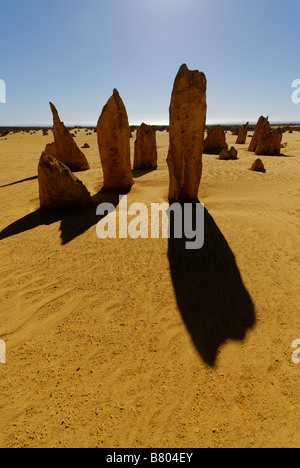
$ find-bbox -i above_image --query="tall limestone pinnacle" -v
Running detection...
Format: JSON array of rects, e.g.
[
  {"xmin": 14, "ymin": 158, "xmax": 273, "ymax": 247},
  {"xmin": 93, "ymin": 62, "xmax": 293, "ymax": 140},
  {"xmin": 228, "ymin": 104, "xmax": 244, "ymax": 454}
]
[
  {"xmin": 167, "ymin": 64, "xmax": 207, "ymax": 202},
  {"xmin": 248, "ymin": 116, "xmax": 270, "ymax": 153},
  {"xmin": 97, "ymin": 89, "xmax": 134, "ymax": 191},
  {"xmin": 49, "ymin": 102, "xmax": 90, "ymax": 172},
  {"xmin": 236, "ymin": 122, "xmax": 249, "ymax": 145}
]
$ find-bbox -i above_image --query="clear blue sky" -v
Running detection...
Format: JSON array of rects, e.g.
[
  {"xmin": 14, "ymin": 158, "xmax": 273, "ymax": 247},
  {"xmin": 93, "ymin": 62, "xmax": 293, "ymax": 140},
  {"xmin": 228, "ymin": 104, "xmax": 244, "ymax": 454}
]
[{"xmin": 0, "ymin": 0, "xmax": 299, "ymax": 126}]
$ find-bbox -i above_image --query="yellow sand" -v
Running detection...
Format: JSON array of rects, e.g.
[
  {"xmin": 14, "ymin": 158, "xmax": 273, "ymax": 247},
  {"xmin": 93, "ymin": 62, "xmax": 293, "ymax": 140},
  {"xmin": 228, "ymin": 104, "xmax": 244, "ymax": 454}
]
[{"xmin": 0, "ymin": 128, "xmax": 299, "ymax": 448}]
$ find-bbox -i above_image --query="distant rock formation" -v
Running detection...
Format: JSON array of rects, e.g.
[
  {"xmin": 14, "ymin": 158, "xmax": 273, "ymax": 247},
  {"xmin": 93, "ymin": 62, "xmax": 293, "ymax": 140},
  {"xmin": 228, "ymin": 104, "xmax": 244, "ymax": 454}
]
[
  {"xmin": 49, "ymin": 102, "xmax": 90, "ymax": 172},
  {"xmin": 255, "ymin": 128, "xmax": 282, "ymax": 156},
  {"xmin": 97, "ymin": 89, "xmax": 134, "ymax": 191},
  {"xmin": 38, "ymin": 152, "xmax": 93, "ymax": 209},
  {"xmin": 250, "ymin": 159, "xmax": 266, "ymax": 173},
  {"xmin": 248, "ymin": 116, "xmax": 270, "ymax": 152},
  {"xmin": 134, "ymin": 123, "xmax": 158, "ymax": 170},
  {"xmin": 167, "ymin": 64, "xmax": 207, "ymax": 201},
  {"xmin": 236, "ymin": 122, "xmax": 249, "ymax": 144},
  {"xmin": 219, "ymin": 146, "xmax": 238, "ymax": 160},
  {"xmin": 82, "ymin": 143, "xmax": 90, "ymax": 149},
  {"xmin": 203, "ymin": 126, "xmax": 228, "ymax": 154}
]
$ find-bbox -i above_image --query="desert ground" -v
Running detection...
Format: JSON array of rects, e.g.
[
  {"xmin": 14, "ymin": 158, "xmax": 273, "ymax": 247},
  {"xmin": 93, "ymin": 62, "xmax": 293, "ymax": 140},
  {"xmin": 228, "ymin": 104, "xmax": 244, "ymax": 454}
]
[{"xmin": 0, "ymin": 128, "xmax": 299, "ymax": 448}]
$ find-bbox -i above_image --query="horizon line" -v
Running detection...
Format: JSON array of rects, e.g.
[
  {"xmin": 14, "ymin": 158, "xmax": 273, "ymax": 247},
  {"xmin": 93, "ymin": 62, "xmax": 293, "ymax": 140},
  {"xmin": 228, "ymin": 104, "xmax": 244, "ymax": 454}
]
[{"xmin": 1, "ymin": 120, "xmax": 300, "ymax": 128}]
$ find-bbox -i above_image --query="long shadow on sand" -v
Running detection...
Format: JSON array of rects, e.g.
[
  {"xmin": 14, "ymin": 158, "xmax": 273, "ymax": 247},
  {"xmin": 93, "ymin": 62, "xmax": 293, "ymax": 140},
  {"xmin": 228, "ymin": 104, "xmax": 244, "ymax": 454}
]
[
  {"xmin": 132, "ymin": 168, "xmax": 157, "ymax": 179},
  {"xmin": 168, "ymin": 205, "xmax": 256, "ymax": 367},
  {"xmin": 0, "ymin": 175, "xmax": 38, "ymax": 189},
  {"xmin": 1, "ymin": 194, "xmax": 255, "ymax": 367},
  {"xmin": 0, "ymin": 189, "xmax": 126, "ymax": 245}
]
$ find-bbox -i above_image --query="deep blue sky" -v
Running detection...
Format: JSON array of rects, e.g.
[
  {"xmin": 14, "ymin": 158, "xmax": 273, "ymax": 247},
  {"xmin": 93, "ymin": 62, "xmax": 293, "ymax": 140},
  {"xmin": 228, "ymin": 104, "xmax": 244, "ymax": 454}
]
[{"xmin": 0, "ymin": 0, "xmax": 299, "ymax": 126}]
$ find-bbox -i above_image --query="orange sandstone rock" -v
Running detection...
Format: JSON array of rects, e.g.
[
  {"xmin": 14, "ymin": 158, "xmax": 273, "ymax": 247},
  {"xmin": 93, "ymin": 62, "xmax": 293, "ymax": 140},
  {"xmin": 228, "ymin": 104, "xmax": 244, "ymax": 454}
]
[
  {"xmin": 203, "ymin": 126, "xmax": 228, "ymax": 155},
  {"xmin": 250, "ymin": 158, "xmax": 266, "ymax": 173},
  {"xmin": 134, "ymin": 123, "xmax": 158, "ymax": 170},
  {"xmin": 45, "ymin": 142, "xmax": 58, "ymax": 158},
  {"xmin": 97, "ymin": 89, "xmax": 134, "ymax": 191},
  {"xmin": 236, "ymin": 122, "xmax": 249, "ymax": 144},
  {"xmin": 38, "ymin": 152, "xmax": 93, "ymax": 209},
  {"xmin": 167, "ymin": 64, "xmax": 207, "ymax": 201},
  {"xmin": 248, "ymin": 116, "xmax": 270, "ymax": 152},
  {"xmin": 219, "ymin": 146, "xmax": 238, "ymax": 160},
  {"xmin": 49, "ymin": 102, "xmax": 90, "ymax": 172},
  {"xmin": 255, "ymin": 128, "xmax": 282, "ymax": 156}
]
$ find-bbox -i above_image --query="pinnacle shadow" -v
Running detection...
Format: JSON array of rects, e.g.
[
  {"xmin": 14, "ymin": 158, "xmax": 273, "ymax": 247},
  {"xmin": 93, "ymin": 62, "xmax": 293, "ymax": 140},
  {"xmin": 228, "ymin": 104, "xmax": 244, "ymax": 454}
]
[
  {"xmin": 248, "ymin": 152, "xmax": 294, "ymax": 158},
  {"xmin": 0, "ymin": 175, "xmax": 38, "ymax": 189},
  {"xmin": 0, "ymin": 187, "xmax": 126, "ymax": 245},
  {"xmin": 265, "ymin": 153, "xmax": 294, "ymax": 158},
  {"xmin": 168, "ymin": 206, "xmax": 256, "ymax": 367},
  {"xmin": 59, "ymin": 188, "xmax": 125, "ymax": 245},
  {"xmin": 0, "ymin": 210, "xmax": 61, "ymax": 241},
  {"xmin": 132, "ymin": 168, "xmax": 157, "ymax": 179}
]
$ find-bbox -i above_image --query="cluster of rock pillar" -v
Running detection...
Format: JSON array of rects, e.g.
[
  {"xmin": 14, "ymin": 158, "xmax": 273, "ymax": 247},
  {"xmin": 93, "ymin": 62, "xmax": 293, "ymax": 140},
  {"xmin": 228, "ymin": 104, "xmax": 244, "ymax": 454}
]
[
  {"xmin": 38, "ymin": 64, "xmax": 280, "ymax": 210},
  {"xmin": 38, "ymin": 64, "xmax": 208, "ymax": 208}
]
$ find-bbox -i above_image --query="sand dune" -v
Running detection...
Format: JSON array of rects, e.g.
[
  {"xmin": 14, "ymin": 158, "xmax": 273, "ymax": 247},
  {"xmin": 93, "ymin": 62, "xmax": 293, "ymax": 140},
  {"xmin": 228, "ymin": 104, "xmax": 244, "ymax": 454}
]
[{"xmin": 0, "ymin": 129, "xmax": 299, "ymax": 448}]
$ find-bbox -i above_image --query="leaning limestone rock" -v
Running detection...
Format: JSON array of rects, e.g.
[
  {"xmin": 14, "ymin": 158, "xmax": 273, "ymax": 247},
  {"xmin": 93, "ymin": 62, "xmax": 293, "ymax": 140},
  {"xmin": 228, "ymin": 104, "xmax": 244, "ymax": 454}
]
[
  {"xmin": 203, "ymin": 126, "xmax": 228, "ymax": 154},
  {"xmin": 250, "ymin": 159, "xmax": 266, "ymax": 173},
  {"xmin": 255, "ymin": 128, "xmax": 282, "ymax": 156},
  {"xmin": 97, "ymin": 89, "xmax": 134, "ymax": 191},
  {"xmin": 167, "ymin": 64, "xmax": 207, "ymax": 201},
  {"xmin": 236, "ymin": 122, "xmax": 249, "ymax": 144},
  {"xmin": 219, "ymin": 146, "xmax": 238, "ymax": 160},
  {"xmin": 248, "ymin": 116, "xmax": 270, "ymax": 152},
  {"xmin": 134, "ymin": 123, "xmax": 158, "ymax": 170},
  {"xmin": 49, "ymin": 102, "xmax": 90, "ymax": 172},
  {"xmin": 38, "ymin": 152, "xmax": 93, "ymax": 209}
]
